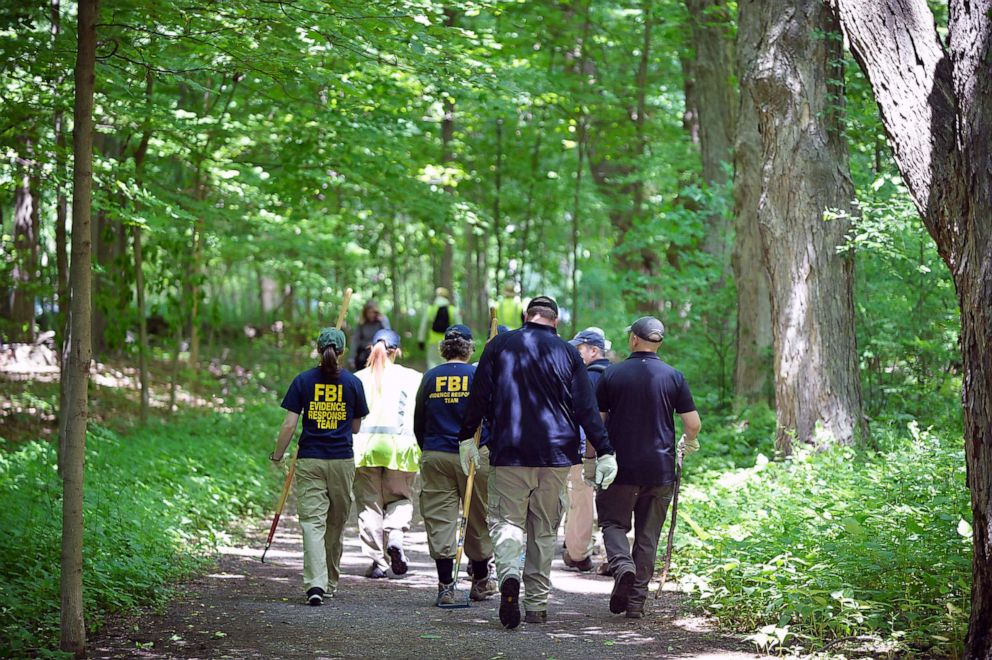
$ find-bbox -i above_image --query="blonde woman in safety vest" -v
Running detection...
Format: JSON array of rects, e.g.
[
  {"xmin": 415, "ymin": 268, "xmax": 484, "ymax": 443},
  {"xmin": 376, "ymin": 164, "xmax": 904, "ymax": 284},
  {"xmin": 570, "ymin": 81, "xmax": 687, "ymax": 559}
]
[{"xmin": 353, "ymin": 328, "xmax": 423, "ymax": 578}]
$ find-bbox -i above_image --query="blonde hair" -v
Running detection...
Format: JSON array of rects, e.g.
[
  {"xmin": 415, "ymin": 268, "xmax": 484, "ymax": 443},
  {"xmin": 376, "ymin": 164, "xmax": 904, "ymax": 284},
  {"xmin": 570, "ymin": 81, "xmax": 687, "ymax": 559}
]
[{"xmin": 366, "ymin": 341, "xmax": 401, "ymax": 393}]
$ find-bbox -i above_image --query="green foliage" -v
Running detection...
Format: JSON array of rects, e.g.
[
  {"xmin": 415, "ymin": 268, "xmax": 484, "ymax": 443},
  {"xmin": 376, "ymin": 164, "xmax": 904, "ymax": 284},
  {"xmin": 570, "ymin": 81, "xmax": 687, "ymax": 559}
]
[
  {"xmin": 0, "ymin": 408, "xmax": 280, "ymax": 656},
  {"xmin": 677, "ymin": 416, "xmax": 970, "ymax": 656}
]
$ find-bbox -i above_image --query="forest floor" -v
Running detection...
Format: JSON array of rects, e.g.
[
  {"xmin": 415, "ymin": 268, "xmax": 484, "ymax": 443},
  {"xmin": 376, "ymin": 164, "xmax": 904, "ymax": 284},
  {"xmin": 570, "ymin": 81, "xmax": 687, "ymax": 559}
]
[{"xmin": 88, "ymin": 508, "xmax": 759, "ymax": 659}]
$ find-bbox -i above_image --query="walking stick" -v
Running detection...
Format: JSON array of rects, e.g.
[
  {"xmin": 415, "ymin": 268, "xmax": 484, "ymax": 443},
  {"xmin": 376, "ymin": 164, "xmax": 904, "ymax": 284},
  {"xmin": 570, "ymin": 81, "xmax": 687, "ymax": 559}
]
[
  {"xmin": 655, "ymin": 434, "xmax": 686, "ymax": 598},
  {"xmin": 261, "ymin": 287, "xmax": 353, "ymax": 563},
  {"xmin": 444, "ymin": 307, "xmax": 499, "ymax": 607}
]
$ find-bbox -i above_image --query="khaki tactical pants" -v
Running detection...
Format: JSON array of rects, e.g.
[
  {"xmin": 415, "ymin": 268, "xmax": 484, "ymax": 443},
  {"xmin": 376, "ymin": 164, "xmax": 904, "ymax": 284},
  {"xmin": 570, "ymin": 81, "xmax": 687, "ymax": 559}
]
[
  {"xmin": 420, "ymin": 448, "xmax": 493, "ymax": 561},
  {"xmin": 294, "ymin": 458, "xmax": 355, "ymax": 594},
  {"xmin": 564, "ymin": 463, "xmax": 596, "ymax": 562},
  {"xmin": 354, "ymin": 466, "xmax": 416, "ymax": 571},
  {"xmin": 488, "ymin": 465, "xmax": 570, "ymax": 612},
  {"xmin": 596, "ymin": 483, "xmax": 675, "ymax": 611}
]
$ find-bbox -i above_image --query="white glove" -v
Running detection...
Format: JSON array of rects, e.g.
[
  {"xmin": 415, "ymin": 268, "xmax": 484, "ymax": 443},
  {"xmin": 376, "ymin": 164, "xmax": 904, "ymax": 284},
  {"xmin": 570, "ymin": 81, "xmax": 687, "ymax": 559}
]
[
  {"xmin": 681, "ymin": 434, "xmax": 699, "ymax": 455},
  {"xmin": 582, "ymin": 457, "xmax": 597, "ymax": 487},
  {"xmin": 459, "ymin": 438, "xmax": 481, "ymax": 476},
  {"xmin": 595, "ymin": 453, "xmax": 618, "ymax": 490}
]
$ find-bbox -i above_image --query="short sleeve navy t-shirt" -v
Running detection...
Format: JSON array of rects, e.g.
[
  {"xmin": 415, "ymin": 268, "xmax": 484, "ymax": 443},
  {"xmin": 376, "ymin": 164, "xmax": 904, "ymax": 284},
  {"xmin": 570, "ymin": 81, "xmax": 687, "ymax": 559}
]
[
  {"xmin": 596, "ymin": 352, "xmax": 695, "ymax": 486},
  {"xmin": 415, "ymin": 362, "xmax": 485, "ymax": 453},
  {"xmin": 281, "ymin": 367, "xmax": 369, "ymax": 460}
]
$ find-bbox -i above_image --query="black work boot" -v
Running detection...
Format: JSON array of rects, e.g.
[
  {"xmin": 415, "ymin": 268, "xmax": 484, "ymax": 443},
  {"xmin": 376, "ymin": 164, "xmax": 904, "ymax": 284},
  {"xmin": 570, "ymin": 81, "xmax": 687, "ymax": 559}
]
[
  {"xmin": 609, "ymin": 570, "xmax": 635, "ymax": 614},
  {"xmin": 499, "ymin": 577, "xmax": 521, "ymax": 629}
]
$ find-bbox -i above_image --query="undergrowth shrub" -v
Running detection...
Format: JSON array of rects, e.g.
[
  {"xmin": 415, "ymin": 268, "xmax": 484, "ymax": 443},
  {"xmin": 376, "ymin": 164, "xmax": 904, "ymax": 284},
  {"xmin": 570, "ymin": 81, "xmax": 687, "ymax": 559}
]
[
  {"xmin": 676, "ymin": 419, "xmax": 970, "ymax": 657},
  {"xmin": 0, "ymin": 406, "xmax": 280, "ymax": 657}
]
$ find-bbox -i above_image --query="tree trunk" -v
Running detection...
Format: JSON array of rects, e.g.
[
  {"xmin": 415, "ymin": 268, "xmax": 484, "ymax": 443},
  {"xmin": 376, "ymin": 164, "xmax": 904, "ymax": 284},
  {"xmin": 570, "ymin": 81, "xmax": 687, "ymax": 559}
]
[
  {"xmin": 743, "ymin": 0, "xmax": 867, "ymax": 451},
  {"xmin": 685, "ymin": 0, "xmax": 736, "ymax": 261},
  {"xmin": 60, "ymin": 0, "xmax": 97, "ymax": 654},
  {"xmin": 492, "ymin": 117, "xmax": 504, "ymax": 292},
  {"xmin": 132, "ymin": 70, "xmax": 153, "ymax": 425},
  {"xmin": 833, "ymin": 0, "xmax": 992, "ymax": 653},
  {"xmin": 731, "ymin": 0, "xmax": 772, "ymax": 405},
  {"xmin": 10, "ymin": 155, "xmax": 36, "ymax": 341},
  {"xmin": 438, "ymin": 7, "xmax": 457, "ymax": 296}
]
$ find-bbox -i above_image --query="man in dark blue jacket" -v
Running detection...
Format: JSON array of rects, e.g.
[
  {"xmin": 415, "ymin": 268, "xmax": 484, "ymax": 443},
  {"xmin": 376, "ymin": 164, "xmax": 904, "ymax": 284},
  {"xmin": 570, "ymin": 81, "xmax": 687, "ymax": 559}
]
[{"xmin": 458, "ymin": 296, "xmax": 618, "ymax": 629}]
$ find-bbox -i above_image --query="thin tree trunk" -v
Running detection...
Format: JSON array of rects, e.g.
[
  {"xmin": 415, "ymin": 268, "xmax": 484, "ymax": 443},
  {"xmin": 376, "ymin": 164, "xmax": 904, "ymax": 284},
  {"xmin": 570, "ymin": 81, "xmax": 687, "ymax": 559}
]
[
  {"xmin": 834, "ymin": 1, "xmax": 992, "ymax": 652},
  {"xmin": 11, "ymin": 153, "xmax": 36, "ymax": 341},
  {"xmin": 685, "ymin": 0, "xmax": 736, "ymax": 260},
  {"xmin": 731, "ymin": 0, "xmax": 772, "ymax": 406},
  {"xmin": 743, "ymin": 0, "xmax": 867, "ymax": 451},
  {"xmin": 493, "ymin": 117, "xmax": 504, "ymax": 292},
  {"xmin": 438, "ymin": 7, "xmax": 457, "ymax": 295},
  {"xmin": 60, "ymin": 0, "xmax": 97, "ymax": 653},
  {"xmin": 570, "ymin": 121, "xmax": 586, "ymax": 336},
  {"xmin": 389, "ymin": 214, "xmax": 403, "ymax": 333},
  {"xmin": 132, "ymin": 70, "xmax": 153, "ymax": 424}
]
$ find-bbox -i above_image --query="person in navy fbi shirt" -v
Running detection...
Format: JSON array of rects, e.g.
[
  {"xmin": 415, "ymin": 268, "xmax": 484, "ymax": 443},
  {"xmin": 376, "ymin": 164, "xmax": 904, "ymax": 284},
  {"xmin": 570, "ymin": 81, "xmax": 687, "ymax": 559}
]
[
  {"xmin": 458, "ymin": 295, "xmax": 618, "ymax": 629},
  {"xmin": 414, "ymin": 324, "xmax": 499, "ymax": 607},
  {"xmin": 270, "ymin": 327, "xmax": 369, "ymax": 606},
  {"xmin": 594, "ymin": 316, "xmax": 701, "ymax": 619}
]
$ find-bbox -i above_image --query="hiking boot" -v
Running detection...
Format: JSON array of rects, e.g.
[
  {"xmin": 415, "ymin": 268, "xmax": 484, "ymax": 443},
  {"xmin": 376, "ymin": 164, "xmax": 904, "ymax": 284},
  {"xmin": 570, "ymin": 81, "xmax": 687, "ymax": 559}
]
[
  {"xmin": 524, "ymin": 610, "xmax": 547, "ymax": 624},
  {"xmin": 436, "ymin": 581, "xmax": 457, "ymax": 607},
  {"xmin": 563, "ymin": 553, "xmax": 595, "ymax": 572},
  {"xmin": 365, "ymin": 563, "xmax": 388, "ymax": 579},
  {"xmin": 387, "ymin": 544, "xmax": 408, "ymax": 576},
  {"xmin": 306, "ymin": 587, "xmax": 324, "ymax": 606},
  {"xmin": 625, "ymin": 608, "xmax": 644, "ymax": 619},
  {"xmin": 470, "ymin": 577, "xmax": 498, "ymax": 601},
  {"xmin": 610, "ymin": 570, "xmax": 635, "ymax": 614},
  {"xmin": 499, "ymin": 577, "xmax": 521, "ymax": 629},
  {"xmin": 597, "ymin": 561, "xmax": 614, "ymax": 577}
]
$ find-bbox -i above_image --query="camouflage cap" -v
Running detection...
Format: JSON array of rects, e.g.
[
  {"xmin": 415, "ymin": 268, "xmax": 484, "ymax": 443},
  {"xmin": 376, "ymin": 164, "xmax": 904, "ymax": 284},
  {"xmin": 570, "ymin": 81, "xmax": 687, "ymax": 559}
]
[{"xmin": 317, "ymin": 327, "xmax": 346, "ymax": 352}]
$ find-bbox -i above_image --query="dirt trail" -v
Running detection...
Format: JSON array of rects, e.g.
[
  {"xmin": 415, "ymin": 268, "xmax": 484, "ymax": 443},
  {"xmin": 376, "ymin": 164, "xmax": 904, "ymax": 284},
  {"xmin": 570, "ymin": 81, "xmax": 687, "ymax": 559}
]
[{"xmin": 91, "ymin": 509, "xmax": 758, "ymax": 659}]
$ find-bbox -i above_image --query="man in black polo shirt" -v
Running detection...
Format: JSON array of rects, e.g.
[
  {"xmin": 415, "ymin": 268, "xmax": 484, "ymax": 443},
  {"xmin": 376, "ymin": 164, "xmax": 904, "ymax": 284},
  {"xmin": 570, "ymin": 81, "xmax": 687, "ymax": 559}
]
[
  {"xmin": 459, "ymin": 296, "xmax": 618, "ymax": 629},
  {"xmin": 595, "ymin": 316, "xmax": 701, "ymax": 619}
]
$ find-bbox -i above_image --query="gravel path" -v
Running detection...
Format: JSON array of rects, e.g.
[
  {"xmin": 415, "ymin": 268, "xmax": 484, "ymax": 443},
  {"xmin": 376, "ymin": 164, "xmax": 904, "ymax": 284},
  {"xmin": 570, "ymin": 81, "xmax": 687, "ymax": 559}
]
[{"xmin": 91, "ymin": 503, "xmax": 758, "ymax": 659}]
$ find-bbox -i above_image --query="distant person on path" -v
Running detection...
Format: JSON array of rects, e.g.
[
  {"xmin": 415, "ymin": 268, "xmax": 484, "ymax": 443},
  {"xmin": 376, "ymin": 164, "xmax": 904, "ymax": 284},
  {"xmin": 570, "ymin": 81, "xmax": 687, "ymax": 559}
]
[
  {"xmin": 270, "ymin": 328, "xmax": 369, "ymax": 606},
  {"xmin": 351, "ymin": 300, "xmax": 391, "ymax": 371},
  {"xmin": 595, "ymin": 316, "xmax": 701, "ymax": 619},
  {"xmin": 459, "ymin": 296, "xmax": 617, "ymax": 629},
  {"xmin": 494, "ymin": 282, "xmax": 524, "ymax": 329},
  {"xmin": 353, "ymin": 329, "xmax": 423, "ymax": 579},
  {"xmin": 418, "ymin": 287, "xmax": 461, "ymax": 369},
  {"xmin": 562, "ymin": 327, "xmax": 612, "ymax": 573},
  {"xmin": 414, "ymin": 324, "xmax": 498, "ymax": 607}
]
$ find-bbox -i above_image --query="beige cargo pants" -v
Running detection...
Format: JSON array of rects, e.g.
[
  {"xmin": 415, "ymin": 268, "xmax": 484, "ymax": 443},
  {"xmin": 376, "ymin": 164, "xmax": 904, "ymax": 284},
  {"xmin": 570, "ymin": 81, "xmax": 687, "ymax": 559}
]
[
  {"xmin": 488, "ymin": 465, "xmax": 570, "ymax": 612},
  {"xmin": 564, "ymin": 463, "xmax": 596, "ymax": 562},
  {"xmin": 419, "ymin": 447, "xmax": 492, "ymax": 560},
  {"xmin": 353, "ymin": 466, "xmax": 416, "ymax": 571},
  {"xmin": 294, "ymin": 458, "xmax": 355, "ymax": 594}
]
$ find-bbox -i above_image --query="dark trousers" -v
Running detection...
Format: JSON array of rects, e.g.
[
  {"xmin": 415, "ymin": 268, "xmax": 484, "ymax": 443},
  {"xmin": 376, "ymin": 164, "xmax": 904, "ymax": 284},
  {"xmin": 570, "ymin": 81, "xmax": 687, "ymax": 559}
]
[{"xmin": 596, "ymin": 483, "xmax": 675, "ymax": 610}]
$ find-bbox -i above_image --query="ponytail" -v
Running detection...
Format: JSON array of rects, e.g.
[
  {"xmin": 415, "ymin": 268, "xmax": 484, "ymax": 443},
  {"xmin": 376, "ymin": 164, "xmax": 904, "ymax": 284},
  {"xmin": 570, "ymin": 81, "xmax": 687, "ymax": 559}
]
[
  {"xmin": 320, "ymin": 345, "xmax": 340, "ymax": 378},
  {"xmin": 366, "ymin": 340, "xmax": 402, "ymax": 394}
]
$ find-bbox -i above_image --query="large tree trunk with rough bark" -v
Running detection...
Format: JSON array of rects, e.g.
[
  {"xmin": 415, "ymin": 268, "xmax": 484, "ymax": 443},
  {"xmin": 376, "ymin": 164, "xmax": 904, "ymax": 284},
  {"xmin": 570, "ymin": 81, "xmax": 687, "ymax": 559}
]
[
  {"xmin": 60, "ymin": 0, "xmax": 97, "ymax": 654},
  {"xmin": 833, "ymin": 1, "xmax": 992, "ymax": 654},
  {"xmin": 742, "ymin": 0, "xmax": 867, "ymax": 452},
  {"xmin": 731, "ymin": 0, "xmax": 772, "ymax": 405}
]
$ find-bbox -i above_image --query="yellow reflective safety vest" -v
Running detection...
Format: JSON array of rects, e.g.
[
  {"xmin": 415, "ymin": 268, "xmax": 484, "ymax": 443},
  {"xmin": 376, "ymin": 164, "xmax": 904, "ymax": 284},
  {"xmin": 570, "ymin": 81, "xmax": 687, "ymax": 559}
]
[{"xmin": 353, "ymin": 362, "xmax": 423, "ymax": 472}]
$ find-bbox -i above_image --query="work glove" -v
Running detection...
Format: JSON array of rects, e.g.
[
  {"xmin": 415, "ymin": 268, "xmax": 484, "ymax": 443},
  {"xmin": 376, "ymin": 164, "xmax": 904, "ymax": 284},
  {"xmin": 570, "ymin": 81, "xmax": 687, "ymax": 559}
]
[
  {"xmin": 582, "ymin": 457, "xmax": 596, "ymax": 487},
  {"xmin": 678, "ymin": 434, "xmax": 699, "ymax": 456},
  {"xmin": 459, "ymin": 438, "xmax": 481, "ymax": 476},
  {"xmin": 595, "ymin": 453, "xmax": 618, "ymax": 490}
]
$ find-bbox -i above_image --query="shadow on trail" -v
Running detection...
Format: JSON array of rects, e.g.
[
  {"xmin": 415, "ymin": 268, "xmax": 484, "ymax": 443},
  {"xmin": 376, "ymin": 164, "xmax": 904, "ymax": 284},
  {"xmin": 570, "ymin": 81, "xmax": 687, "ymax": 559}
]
[{"xmin": 90, "ymin": 509, "xmax": 757, "ymax": 659}]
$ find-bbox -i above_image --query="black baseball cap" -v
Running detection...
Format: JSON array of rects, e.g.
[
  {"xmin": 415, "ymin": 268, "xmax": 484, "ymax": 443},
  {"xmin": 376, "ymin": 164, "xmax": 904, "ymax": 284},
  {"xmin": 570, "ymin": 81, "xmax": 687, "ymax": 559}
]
[
  {"xmin": 569, "ymin": 329, "xmax": 606, "ymax": 351},
  {"xmin": 444, "ymin": 324, "xmax": 473, "ymax": 341},
  {"xmin": 371, "ymin": 328, "xmax": 402, "ymax": 349},
  {"xmin": 526, "ymin": 295, "xmax": 559, "ymax": 316},
  {"xmin": 626, "ymin": 316, "xmax": 665, "ymax": 342}
]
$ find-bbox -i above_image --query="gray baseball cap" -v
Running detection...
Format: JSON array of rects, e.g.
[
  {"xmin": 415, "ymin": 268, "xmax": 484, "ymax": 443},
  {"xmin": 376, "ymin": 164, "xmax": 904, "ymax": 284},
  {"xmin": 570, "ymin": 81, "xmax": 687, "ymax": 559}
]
[
  {"xmin": 625, "ymin": 317, "xmax": 665, "ymax": 342},
  {"xmin": 569, "ymin": 328, "xmax": 606, "ymax": 351}
]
